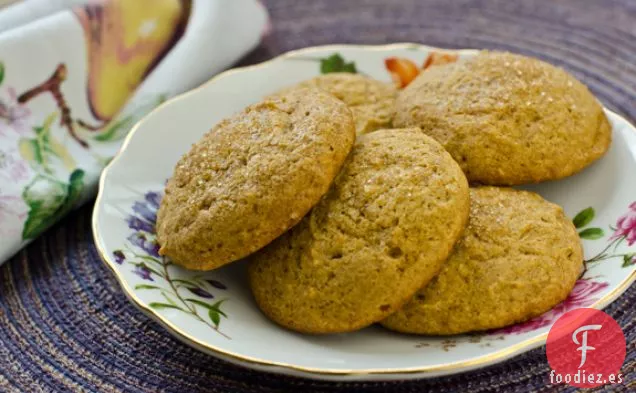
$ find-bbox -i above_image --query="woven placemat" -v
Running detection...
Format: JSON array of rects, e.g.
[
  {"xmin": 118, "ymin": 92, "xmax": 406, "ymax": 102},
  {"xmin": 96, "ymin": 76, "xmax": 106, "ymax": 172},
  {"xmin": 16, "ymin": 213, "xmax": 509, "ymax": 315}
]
[{"xmin": 1, "ymin": 0, "xmax": 635, "ymax": 392}]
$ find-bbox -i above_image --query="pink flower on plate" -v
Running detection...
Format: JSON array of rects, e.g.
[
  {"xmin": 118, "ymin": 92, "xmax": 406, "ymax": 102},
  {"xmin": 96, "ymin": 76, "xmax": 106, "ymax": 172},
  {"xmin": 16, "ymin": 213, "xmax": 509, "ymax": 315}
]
[
  {"xmin": 0, "ymin": 87, "xmax": 31, "ymax": 137},
  {"xmin": 495, "ymin": 279, "xmax": 610, "ymax": 335},
  {"xmin": 610, "ymin": 202, "xmax": 636, "ymax": 246}
]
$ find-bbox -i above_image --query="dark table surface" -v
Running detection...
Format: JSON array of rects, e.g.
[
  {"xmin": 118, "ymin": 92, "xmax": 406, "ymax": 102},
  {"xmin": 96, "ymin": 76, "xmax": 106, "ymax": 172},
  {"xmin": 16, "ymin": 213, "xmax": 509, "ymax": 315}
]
[{"xmin": 1, "ymin": 0, "xmax": 635, "ymax": 392}]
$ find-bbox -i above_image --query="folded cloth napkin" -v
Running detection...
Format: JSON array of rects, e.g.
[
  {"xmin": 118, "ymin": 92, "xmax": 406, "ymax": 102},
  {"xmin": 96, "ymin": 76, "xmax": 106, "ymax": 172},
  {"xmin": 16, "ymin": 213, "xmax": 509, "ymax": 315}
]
[{"xmin": 0, "ymin": 0, "xmax": 269, "ymax": 264}]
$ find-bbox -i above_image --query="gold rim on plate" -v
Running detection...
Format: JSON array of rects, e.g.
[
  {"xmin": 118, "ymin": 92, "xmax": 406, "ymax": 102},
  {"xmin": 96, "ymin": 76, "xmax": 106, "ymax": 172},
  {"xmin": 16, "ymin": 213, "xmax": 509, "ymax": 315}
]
[{"xmin": 91, "ymin": 43, "xmax": 636, "ymax": 378}]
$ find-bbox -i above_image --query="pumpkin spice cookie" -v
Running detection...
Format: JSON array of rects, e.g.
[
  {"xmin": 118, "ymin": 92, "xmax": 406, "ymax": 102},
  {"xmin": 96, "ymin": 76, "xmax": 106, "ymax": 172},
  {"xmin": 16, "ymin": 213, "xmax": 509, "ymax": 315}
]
[
  {"xmin": 393, "ymin": 51, "xmax": 611, "ymax": 185},
  {"xmin": 156, "ymin": 88, "xmax": 356, "ymax": 270},
  {"xmin": 382, "ymin": 187, "xmax": 583, "ymax": 335},
  {"xmin": 276, "ymin": 73, "xmax": 397, "ymax": 135},
  {"xmin": 248, "ymin": 128, "xmax": 470, "ymax": 334}
]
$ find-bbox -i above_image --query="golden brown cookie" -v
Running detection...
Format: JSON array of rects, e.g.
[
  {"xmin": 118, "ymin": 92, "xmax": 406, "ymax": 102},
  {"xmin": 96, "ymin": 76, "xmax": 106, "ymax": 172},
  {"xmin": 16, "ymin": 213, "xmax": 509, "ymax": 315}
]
[
  {"xmin": 156, "ymin": 88, "xmax": 356, "ymax": 270},
  {"xmin": 248, "ymin": 128, "xmax": 470, "ymax": 334},
  {"xmin": 393, "ymin": 51, "xmax": 611, "ymax": 185},
  {"xmin": 382, "ymin": 187, "xmax": 583, "ymax": 335},
  {"xmin": 277, "ymin": 73, "xmax": 397, "ymax": 135}
]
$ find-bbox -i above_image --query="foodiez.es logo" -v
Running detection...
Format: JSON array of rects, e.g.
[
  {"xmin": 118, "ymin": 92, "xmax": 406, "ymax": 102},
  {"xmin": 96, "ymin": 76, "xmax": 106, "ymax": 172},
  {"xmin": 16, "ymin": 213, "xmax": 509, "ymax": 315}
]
[
  {"xmin": 572, "ymin": 324, "xmax": 602, "ymax": 368},
  {"xmin": 546, "ymin": 308, "xmax": 626, "ymax": 388}
]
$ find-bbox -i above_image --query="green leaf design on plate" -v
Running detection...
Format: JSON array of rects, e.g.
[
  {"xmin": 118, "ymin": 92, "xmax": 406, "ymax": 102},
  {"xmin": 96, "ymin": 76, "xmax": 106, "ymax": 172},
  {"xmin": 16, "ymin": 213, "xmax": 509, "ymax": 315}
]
[
  {"xmin": 185, "ymin": 298, "xmax": 215, "ymax": 310},
  {"xmin": 573, "ymin": 207, "xmax": 595, "ymax": 228},
  {"xmin": 149, "ymin": 302, "xmax": 182, "ymax": 311},
  {"xmin": 135, "ymin": 284, "xmax": 161, "ymax": 290},
  {"xmin": 623, "ymin": 254, "xmax": 635, "ymax": 268},
  {"xmin": 172, "ymin": 278, "xmax": 202, "ymax": 287},
  {"xmin": 210, "ymin": 299, "xmax": 228, "ymax": 317},
  {"xmin": 0, "ymin": 62, "xmax": 5, "ymax": 85},
  {"xmin": 21, "ymin": 169, "xmax": 85, "ymax": 239},
  {"xmin": 161, "ymin": 292, "xmax": 178, "ymax": 306},
  {"xmin": 187, "ymin": 298, "xmax": 228, "ymax": 319},
  {"xmin": 208, "ymin": 309, "xmax": 221, "ymax": 327},
  {"xmin": 578, "ymin": 227, "xmax": 604, "ymax": 240},
  {"xmin": 320, "ymin": 53, "xmax": 357, "ymax": 74}
]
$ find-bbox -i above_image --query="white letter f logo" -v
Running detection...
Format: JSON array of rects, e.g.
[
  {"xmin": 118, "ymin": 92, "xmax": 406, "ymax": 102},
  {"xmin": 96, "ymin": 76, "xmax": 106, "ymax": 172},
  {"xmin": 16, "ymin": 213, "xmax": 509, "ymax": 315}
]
[{"xmin": 572, "ymin": 324, "xmax": 602, "ymax": 368}]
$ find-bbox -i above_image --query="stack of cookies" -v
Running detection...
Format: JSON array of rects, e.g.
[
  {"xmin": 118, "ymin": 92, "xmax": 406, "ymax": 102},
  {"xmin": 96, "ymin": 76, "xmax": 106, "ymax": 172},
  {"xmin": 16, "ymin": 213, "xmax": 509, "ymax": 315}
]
[{"xmin": 156, "ymin": 51, "xmax": 611, "ymax": 336}]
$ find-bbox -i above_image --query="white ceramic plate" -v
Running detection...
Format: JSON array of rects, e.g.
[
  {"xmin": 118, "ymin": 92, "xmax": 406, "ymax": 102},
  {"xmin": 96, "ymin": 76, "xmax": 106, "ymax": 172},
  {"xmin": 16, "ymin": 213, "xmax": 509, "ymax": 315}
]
[{"xmin": 92, "ymin": 44, "xmax": 636, "ymax": 381}]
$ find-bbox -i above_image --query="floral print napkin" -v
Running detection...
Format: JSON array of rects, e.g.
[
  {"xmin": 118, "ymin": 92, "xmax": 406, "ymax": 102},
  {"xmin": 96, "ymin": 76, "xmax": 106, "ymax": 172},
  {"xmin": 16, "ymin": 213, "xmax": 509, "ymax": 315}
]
[{"xmin": 0, "ymin": 0, "xmax": 269, "ymax": 264}]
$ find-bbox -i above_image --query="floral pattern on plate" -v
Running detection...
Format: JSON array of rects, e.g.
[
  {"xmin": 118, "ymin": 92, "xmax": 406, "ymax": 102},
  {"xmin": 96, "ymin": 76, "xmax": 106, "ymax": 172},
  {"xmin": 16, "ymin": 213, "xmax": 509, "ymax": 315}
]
[
  {"xmin": 493, "ymin": 204, "xmax": 635, "ymax": 334},
  {"xmin": 113, "ymin": 190, "xmax": 231, "ymax": 339},
  {"xmin": 496, "ymin": 279, "xmax": 610, "ymax": 334}
]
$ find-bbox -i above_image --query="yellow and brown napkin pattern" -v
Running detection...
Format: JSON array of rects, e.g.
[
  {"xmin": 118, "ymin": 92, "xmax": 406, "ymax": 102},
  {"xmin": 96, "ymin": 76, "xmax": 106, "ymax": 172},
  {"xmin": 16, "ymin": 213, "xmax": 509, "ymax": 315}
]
[{"xmin": 0, "ymin": 0, "xmax": 269, "ymax": 263}]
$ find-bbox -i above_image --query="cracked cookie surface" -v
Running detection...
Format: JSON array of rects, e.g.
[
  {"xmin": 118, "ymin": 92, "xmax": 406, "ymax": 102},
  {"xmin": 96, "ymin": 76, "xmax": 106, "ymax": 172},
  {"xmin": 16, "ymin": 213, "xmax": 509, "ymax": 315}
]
[
  {"xmin": 156, "ymin": 88, "xmax": 355, "ymax": 270},
  {"xmin": 248, "ymin": 128, "xmax": 469, "ymax": 333},
  {"xmin": 276, "ymin": 73, "xmax": 397, "ymax": 135},
  {"xmin": 382, "ymin": 186, "xmax": 583, "ymax": 335},
  {"xmin": 393, "ymin": 51, "xmax": 611, "ymax": 185}
]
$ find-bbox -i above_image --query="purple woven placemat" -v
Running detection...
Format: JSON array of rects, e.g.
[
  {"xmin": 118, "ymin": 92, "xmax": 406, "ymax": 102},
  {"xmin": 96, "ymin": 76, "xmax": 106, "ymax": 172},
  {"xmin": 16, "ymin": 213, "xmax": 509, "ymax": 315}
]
[{"xmin": 1, "ymin": 0, "xmax": 634, "ymax": 392}]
